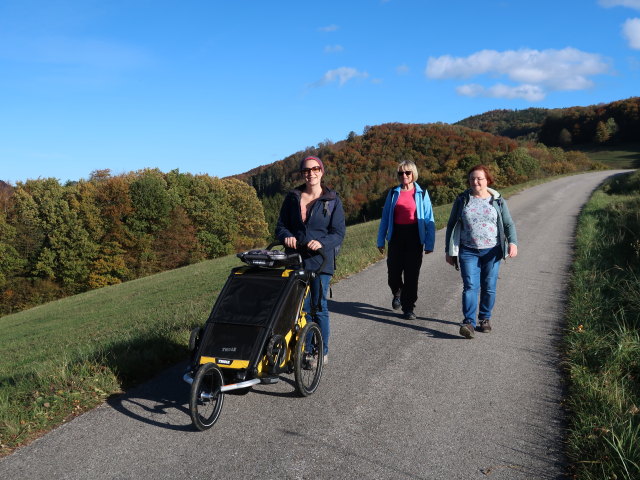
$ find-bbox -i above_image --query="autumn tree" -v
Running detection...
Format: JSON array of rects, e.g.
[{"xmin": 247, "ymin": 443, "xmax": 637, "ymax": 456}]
[
  {"xmin": 558, "ymin": 128, "xmax": 572, "ymax": 146},
  {"xmin": 153, "ymin": 206, "xmax": 203, "ymax": 270},
  {"xmin": 595, "ymin": 121, "xmax": 610, "ymax": 144},
  {"xmin": 0, "ymin": 213, "xmax": 23, "ymax": 289},
  {"xmin": 220, "ymin": 178, "xmax": 269, "ymax": 250}
]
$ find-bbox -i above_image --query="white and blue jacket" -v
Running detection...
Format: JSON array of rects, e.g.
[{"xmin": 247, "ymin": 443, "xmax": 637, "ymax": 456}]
[{"xmin": 377, "ymin": 182, "xmax": 436, "ymax": 252}]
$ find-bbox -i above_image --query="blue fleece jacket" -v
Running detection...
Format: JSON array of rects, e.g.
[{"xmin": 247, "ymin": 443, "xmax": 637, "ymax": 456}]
[{"xmin": 377, "ymin": 183, "xmax": 436, "ymax": 252}]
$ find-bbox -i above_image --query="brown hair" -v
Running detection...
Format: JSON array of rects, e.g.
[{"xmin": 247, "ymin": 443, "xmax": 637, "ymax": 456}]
[{"xmin": 467, "ymin": 164, "xmax": 494, "ymax": 186}]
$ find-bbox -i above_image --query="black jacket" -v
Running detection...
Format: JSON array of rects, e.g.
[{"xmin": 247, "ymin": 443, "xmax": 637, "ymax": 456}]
[{"xmin": 275, "ymin": 185, "xmax": 346, "ymax": 274}]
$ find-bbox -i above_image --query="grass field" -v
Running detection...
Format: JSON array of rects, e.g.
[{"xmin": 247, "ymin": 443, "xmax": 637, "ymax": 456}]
[
  {"xmin": 563, "ymin": 169, "xmax": 640, "ymax": 479},
  {"xmin": 578, "ymin": 142, "xmax": 640, "ymax": 169}
]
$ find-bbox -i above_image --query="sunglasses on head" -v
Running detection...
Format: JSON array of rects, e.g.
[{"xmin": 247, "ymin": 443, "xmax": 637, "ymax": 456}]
[
  {"xmin": 301, "ymin": 166, "xmax": 322, "ymax": 174},
  {"xmin": 397, "ymin": 170, "xmax": 412, "ymax": 177}
]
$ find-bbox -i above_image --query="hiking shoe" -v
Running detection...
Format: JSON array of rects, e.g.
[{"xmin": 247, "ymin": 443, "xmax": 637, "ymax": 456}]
[
  {"xmin": 403, "ymin": 310, "xmax": 416, "ymax": 320},
  {"xmin": 392, "ymin": 295, "xmax": 401, "ymax": 310},
  {"xmin": 459, "ymin": 322, "xmax": 475, "ymax": 339},
  {"xmin": 477, "ymin": 319, "xmax": 492, "ymax": 333}
]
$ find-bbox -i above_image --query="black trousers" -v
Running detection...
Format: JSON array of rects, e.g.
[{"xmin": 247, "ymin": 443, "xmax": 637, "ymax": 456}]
[{"xmin": 387, "ymin": 223, "xmax": 423, "ymax": 312}]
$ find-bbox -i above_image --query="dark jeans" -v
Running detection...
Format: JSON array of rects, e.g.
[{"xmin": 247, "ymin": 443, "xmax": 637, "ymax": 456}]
[
  {"xmin": 303, "ymin": 273, "xmax": 331, "ymax": 355},
  {"xmin": 387, "ymin": 223, "xmax": 423, "ymax": 312}
]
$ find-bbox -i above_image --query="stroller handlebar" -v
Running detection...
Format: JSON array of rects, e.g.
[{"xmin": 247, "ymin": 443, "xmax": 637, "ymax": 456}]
[{"xmin": 266, "ymin": 240, "xmax": 327, "ymax": 275}]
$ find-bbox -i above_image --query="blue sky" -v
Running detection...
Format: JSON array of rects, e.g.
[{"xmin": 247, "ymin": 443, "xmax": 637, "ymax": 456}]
[{"xmin": 1, "ymin": 0, "xmax": 639, "ymax": 185}]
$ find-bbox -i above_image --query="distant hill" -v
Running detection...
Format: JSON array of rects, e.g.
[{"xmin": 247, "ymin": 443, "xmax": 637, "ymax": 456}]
[
  {"xmin": 235, "ymin": 122, "xmax": 602, "ymax": 227},
  {"xmin": 455, "ymin": 97, "xmax": 640, "ymax": 147},
  {"xmin": 455, "ymin": 108, "xmax": 549, "ymax": 141}
]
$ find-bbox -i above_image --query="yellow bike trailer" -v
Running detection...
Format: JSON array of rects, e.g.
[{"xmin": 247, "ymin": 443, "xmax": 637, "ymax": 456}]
[{"xmin": 184, "ymin": 243, "xmax": 325, "ymax": 431}]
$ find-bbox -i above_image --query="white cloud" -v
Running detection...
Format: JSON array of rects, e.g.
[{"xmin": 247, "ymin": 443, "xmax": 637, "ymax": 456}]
[
  {"xmin": 311, "ymin": 67, "xmax": 369, "ymax": 87},
  {"xmin": 324, "ymin": 45, "xmax": 344, "ymax": 53},
  {"xmin": 598, "ymin": 0, "xmax": 640, "ymax": 9},
  {"xmin": 456, "ymin": 83, "xmax": 546, "ymax": 101},
  {"xmin": 426, "ymin": 47, "xmax": 610, "ymax": 100},
  {"xmin": 318, "ymin": 24, "xmax": 339, "ymax": 32},
  {"xmin": 396, "ymin": 64, "xmax": 410, "ymax": 75},
  {"xmin": 623, "ymin": 18, "xmax": 640, "ymax": 48}
]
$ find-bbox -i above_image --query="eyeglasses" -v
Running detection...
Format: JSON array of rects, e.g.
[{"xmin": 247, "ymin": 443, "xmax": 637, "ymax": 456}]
[
  {"xmin": 397, "ymin": 170, "xmax": 412, "ymax": 177},
  {"xmin": 301, "ymin": 166, "xmax": 322, "ymax": 174}
]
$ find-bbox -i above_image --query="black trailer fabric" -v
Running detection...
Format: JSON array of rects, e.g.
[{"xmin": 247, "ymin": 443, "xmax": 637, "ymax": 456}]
[
  {"xmin": 213, "ymin": 274, "xmax": 287, "ymax": 326},
  {"xmin": 204, "ymin": 323, "xmax": 263, "ymax": 360},
  {"xmin": 198, "ymin": 268, "xmax": 309, "ymax": 364}
]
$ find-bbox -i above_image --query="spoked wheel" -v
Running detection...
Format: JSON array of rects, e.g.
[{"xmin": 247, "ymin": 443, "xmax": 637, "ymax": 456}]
[
  {"xmin": 189, "ymin": 363, "xmax": 225, "ymax": 431},
  {"xmin": 294, "ymin": 322, "xmax": 323, "ymax": 396}
]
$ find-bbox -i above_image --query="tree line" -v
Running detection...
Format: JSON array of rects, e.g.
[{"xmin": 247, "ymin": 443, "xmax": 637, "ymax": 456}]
[
  {"xmin": 0, "ymin": 169, "xmax": 268, "ymax": 315},
  {"xmin": 455, "ymin": 97, "xmax": 640, "ymax": 147},
  {"xmin": 235, "ymin": 122, "xmax": 603, "ymax": 229}
]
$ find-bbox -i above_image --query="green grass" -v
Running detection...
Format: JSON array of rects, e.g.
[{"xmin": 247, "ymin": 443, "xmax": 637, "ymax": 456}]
[
  {"xmin": 563, "ymin": 170, "xmax": 640, "ymax": 479},
  {"xmin": 0, "ymin": 256, "xmax": 240, "ymax": 454},
  {"xmin": 578, "ymin": 143, "xmax": 640, "ymax": 169}
]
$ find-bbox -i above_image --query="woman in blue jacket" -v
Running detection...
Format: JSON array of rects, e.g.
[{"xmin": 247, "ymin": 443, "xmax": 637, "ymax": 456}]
[
  {"xmin": 377, "ymin": 160, "xmax": 435, "ymax": 320},
  {"xmin": 445, "ymin": 164, "xmax": 518, "ymax": 338},
  {"xmin": 276, "ymin": 156, "xmax": 346, "ymax": 364}
]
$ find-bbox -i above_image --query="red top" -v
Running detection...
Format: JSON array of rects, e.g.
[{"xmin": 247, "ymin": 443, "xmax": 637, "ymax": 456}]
[{"xmin": 393, "ymin": 189, "xmax": 417, "ymax": 224}]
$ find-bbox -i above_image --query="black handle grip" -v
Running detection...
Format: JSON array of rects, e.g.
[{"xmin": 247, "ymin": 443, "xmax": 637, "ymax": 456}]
[{"xmin": 268, "ymin": 240, "xmax": 327, "ymax": 274}]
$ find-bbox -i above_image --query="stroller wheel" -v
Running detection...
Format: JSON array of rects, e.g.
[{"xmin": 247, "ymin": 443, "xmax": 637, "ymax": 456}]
[
  {"xmin": 189, "ymin": 327, "xmax": 203, "ymax": 352},
  {"xmin": 189, "ymin": 363, "xmax": 225, "ymax": 431},
  {"xmin": 266, "ymin": 334, "xmax": 287, "ymax": 370},
  {"xmin": 294, "ymin": 323, "xmax": 323, "ymax": 396}
]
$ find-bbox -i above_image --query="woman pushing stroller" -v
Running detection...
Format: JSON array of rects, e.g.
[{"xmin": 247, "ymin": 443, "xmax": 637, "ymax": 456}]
[{"xmin": 275, "ymin": 155, "xmax": 346, "ymax": 365}]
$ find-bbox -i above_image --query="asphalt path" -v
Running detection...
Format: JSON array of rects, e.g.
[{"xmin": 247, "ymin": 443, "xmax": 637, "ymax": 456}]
[{"xmin": 0, "ymin": 170, "xmax": 629, "ymax": 480}]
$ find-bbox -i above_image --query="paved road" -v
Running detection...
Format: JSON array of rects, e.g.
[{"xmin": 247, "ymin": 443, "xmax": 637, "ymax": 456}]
[{"xmin": 0, "ymin": 170, "xmax": 628, "ymax": 480}]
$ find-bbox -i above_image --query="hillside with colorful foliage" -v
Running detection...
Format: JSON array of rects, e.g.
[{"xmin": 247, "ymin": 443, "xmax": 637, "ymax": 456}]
[
  {"xmin": 236, "ymin": 122, "xmax": 603, "ymax": 227},
  {"xmin": 0, "ymin": 170, "xmax": 268, "ymax": 315},
  {"xmin": 456, "ymin": 97, "xmax": 640, "ymax": 147}
]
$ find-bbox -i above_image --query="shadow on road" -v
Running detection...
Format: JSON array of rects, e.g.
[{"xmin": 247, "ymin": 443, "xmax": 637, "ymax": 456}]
[
  {"xmin": 106, "ymin": 363, "xmax": 194, "ymax": 431},
  {"xmin": 328, "ymin": 300, "xmax": 461, "ymax": 339},
  {"xmin": 106, "ymin": 300, "xmax": 463, "ymax": 431}
]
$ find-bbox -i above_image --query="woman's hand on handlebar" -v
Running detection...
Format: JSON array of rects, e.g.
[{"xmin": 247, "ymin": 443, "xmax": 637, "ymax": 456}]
[
  {"xmin": 306, "ymin": 239, "xmax": 323, "ymax": 251},
  {"xmin": 284, "ymin": 237, "xmax": 297, "ymax": 249}
]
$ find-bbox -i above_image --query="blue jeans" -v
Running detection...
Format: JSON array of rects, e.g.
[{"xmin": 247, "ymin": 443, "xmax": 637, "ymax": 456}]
[
  {"xmin": 303, "ymin": 273, "xmax": 331, "ymax": 355},
  {"xmin": 459, "ymin": 245, "xmax": 502, "ymax": 327}
]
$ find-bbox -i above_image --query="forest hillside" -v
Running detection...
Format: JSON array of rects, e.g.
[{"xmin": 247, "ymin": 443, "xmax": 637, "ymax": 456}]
[
  {"xmin": 235, "ymin": 122, "xmax": 602, "ymax": 228},
  {"xmin": 455, "ymin": 96, "xmax": 640, "ymax": 147}
]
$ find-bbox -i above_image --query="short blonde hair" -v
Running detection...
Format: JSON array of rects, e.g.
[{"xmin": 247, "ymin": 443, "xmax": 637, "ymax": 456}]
[{"xmin": 397, "ymin": 160, "xmax": 419, "ymax": 182}]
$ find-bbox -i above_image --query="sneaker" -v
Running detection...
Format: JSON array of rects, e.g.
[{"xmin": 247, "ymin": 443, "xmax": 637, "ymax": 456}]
[
  {"xmin": 307, "ymin": 354, "xmax": 328, "ymax": 369},
  {"xmin": 403, "ymin": 310, "xmax": 416, "ymax": 320},
  {"xmin": 459, "ymin": 322, "xmax": 475, "ymax": 339},
  {"xmin": 392, "ymin": 295, "xmax": 401, "ymax": 310},
  {"xmin": 477, "ymin": 319, "xmax": 492, "ymax": 333}
]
